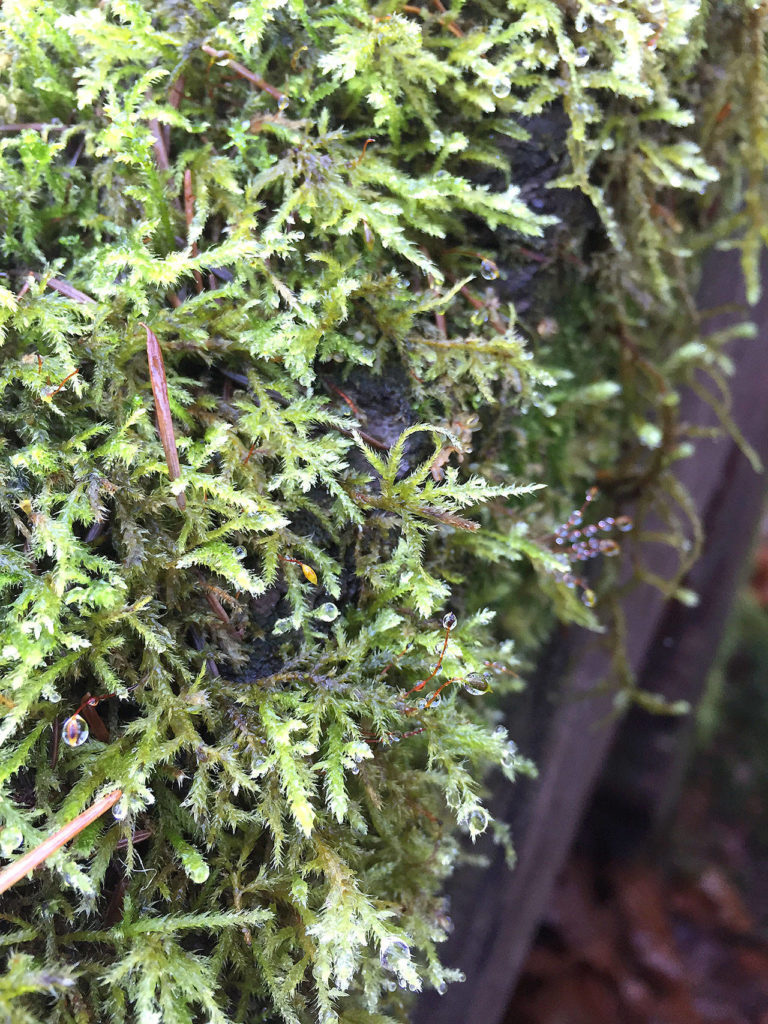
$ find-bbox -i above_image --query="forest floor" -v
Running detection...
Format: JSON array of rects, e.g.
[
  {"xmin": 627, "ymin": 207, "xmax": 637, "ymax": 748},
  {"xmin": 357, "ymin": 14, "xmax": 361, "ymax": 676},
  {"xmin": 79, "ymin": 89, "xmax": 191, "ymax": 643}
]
[{"xmin": 504, "ymin": 526, "xmax": 768, "ymax": 1024}]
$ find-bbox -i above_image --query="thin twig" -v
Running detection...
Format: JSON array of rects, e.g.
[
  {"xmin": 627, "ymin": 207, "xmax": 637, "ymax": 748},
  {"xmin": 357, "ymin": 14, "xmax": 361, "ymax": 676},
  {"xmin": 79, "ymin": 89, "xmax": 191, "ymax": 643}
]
[
  {"xmin": 184, "ymin": 169, "xmax": 204, "ymax": 294},
  {"xmin": 0, "ymin": 122, "xmax": 68, "ymax": 133},
  {"xmin": 0, "ymin": 790, "xmax": 122, "ymax": 895},
  {"xmin": 201, "ymin": 44, "xmax": 286, "ymax": 101},
  {"xmin": 148, "ymin": 118, "xmax": 170, "ymax": 171},
  {"xmin": 141, "ymin": 323, "xmax": 186, "ymax": 511}
]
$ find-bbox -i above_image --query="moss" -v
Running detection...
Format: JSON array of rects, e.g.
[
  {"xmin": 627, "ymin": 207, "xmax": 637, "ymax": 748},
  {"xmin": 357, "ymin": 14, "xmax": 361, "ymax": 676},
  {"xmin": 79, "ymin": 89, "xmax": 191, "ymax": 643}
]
[{"xmin": 0, "ymin": 0, "xmax": 765, "ymax": 1020}]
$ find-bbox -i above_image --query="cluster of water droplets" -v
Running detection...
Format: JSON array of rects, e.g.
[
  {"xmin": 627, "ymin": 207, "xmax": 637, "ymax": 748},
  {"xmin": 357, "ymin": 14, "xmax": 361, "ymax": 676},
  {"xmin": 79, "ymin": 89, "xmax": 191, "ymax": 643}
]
[
  {"xmin": 550, "ymin": 489, "xmax": 633, "ymax": 607},
  {"xmin": 380, "ymin": 939, "xmax": 421, "ymax": 991}
]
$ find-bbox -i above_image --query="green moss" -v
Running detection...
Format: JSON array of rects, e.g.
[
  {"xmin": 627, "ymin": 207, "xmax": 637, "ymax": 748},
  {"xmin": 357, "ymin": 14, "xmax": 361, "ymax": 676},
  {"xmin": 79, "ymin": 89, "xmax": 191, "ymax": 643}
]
[{"xmin": 0, "ymin": 0, "xmax": 765, "ymax": 1020}]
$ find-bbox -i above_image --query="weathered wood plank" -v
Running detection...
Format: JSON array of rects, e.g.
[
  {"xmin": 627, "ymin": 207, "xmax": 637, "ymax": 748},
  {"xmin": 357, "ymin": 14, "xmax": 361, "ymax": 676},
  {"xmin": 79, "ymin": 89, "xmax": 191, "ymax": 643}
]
[{"xmin": 415, "ymin": 249, "xmax": 768, "ymax": 1024}]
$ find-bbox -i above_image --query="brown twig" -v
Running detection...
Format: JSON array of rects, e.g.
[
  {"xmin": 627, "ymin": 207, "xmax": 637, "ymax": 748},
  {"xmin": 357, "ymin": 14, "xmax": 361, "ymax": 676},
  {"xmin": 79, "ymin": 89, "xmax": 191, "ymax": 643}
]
[
  {"xmin": 430, "ymin": 0, "xmax": 464, "ymax": 36},
  {"xmin": 47, "ymin": 368, "xmax": 79, "ymax": 398},
  {"xmin": 184, "ymin": 169, "xmax": 204, "ymax": 294},
  {"xmin": 196, "ymin": 570, "xmax": 231, "ymax": 624},
  {"xmin": 148, "ymin": 118, "xmax": 170, "ymax": 171},
  {"xmin": 422, "ymin": 246, "xmax": 447, "ymax": 338},
  {"xmin": 165, "ymin": 76, "xmax": 185, "ymax": 150},
  {"xmin": 80, "ymin": 692, "xmax": 110, "ymax": 743},
  {"xmin": 47, "ymin": 278, "xmax": 95, "ymax": 304},
  {"xmin": 115, "ymin": 829, "xmax": 152, "ymax": 850},
  {"xmin": 16, "ymin": 276, "xmax": 32, "ymax": 299},
  {"xmin": 141, "ymin": 323, "xmax": 186, "ymax": 511},
  {"xmin": 320, "ymin": 377, "xmax": 366, "ymax": 419},
  {"xmin": 50, "ymin": 717, "xmax": 60, "ymax": 768},
  {"xmin": 0, "ymin": 122, "xmax": 68, "ymax": 133},
  {"xmin": 201, "ymin": 44, "xmax": 286, "ymax": 101},
  {"xmin": 0, "ymin": 790, "xmax": 122, "ymax": 895},
  {"xmin": 459, "ymin": 284, "xmax": 506, "ymax": 335}
]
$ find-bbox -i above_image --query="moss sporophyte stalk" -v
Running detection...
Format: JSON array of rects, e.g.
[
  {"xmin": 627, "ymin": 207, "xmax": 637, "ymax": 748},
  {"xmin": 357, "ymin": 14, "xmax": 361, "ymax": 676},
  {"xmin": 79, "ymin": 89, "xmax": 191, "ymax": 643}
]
[{"xmin": 0, "ymin": 0, "xmax": 766, "ymax": 1020}]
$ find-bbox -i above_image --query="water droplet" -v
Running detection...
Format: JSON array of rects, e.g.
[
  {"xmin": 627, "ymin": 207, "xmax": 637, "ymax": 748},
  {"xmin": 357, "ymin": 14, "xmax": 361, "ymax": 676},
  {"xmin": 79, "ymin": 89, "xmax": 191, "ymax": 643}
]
[
  {"xmin": 277, "ymin": 94, "xmax": 289, "ymax": 113},
  {"xmin": 501, "ymin": 741, "xmax": 518, "ymax": 768},
  {"xmin": 61, "ymin": 714, "xmax": 89, "ymax": 747},
  {"xmin": 599, "ymin": 539, "xmax": 620, "ymax": 556},
  {"xmin": 583, "ymin": 524, "xmax": 598, "ymax": 537},
  {"xmin": 601, "ymin": 136, "xmax": 616, "ymax": 151},
  {"xmin": 442, "ymin": 611, "xmax": 457, "ymax": 630},
  {"xmin": 189, "ymin": 862, "xmax": 210, "ymax": 883},
  {"xmin": 574, "ymin": 46, "xmax": 589, "ymax": 66},
  {"xmin": 493, "ymin": 725, "xmax": 506, "ymax": 738},
  {"xmin": 384, "ymin": 979, "xmax": 397, "ymax": 992},
  {"xmin": 465, "ymin": 807, "xmax": 489, "ymax": 836},
  {"xmin": 437, "ymin": 981, "xmax": 447, "ymax": 995},
  {"xmin": 568, "ymin": 510, "xmax": 583, "ymax": 526},
  {"xmin": 581, "ymin": 588, "xmax": 596, "ymax": 608},
  {"xmin": 480, "ymin": 259, "xmax": 499, "ymax": 281},
  {"xmin": 234, "ymin": 546, "xmax": 246, "ymax": 560},
  {"xmin": 575, "ymin": 12, "xmax": 588, "ymax": 31},
  {"xmin": 380, "ymin": 939, "xmax": 410, "ymax": 971},
  {"xmin": 598, "ymin": 517, "xmax": 615, "ymax": 530},
  {"xmin": 615, "ymin": 515, "xmax": 633, "ymax": 532},
  {"xmin": 491, "ymin": 75, "xmax": 511, "ymax": 99},
  {"xmin": 112, "ymin": 799, "xmax": 129, "ymax": 821},
  {"xmin": 593, "ymin": 4, "xmax": 611, "ymax": 21},
  {"xmin": 568, "ymin": 530, "xmax": 582, "ymax": 542},
  {"xmin": 272, "ymin": 617, "xmax": 292, "ymax": 636},
  {"xmin": 350, "ymin": 765, "xmax": 360, "ymax": 775},
  {"xmin": 463, "ymin": 673, "xmax": 490, "ymax": 696},
  {"xmin": 315, "ymin": 602, "xmax": 339, "ymax": 622},
  {"xmin": 430, "ymin": 129, "xmax": 445, "ymax": 147},
  {"xmin": 0, "ymin": 825, "xmax": 23, "ymax": 857}
]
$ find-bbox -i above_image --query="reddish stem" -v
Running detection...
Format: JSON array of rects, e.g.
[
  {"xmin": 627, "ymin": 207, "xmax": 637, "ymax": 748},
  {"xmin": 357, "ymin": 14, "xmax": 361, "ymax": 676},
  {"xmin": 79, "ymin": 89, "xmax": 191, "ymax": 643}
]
[
  {"xmin": 141, "ymin": 323, "xmax": 186, "ymax": 511},
  {"xmin": 0, "ymin": 790, "xmax": 123, "ymax": 895},
  {"xmin": 201, "ymin": 44, "xmax": 286, "ymax": 101}
]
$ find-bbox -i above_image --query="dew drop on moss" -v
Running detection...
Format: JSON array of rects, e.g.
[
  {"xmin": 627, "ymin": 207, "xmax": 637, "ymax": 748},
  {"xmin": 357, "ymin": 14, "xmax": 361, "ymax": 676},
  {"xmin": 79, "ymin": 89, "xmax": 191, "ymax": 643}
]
[
  {"xmin": 315, "ymin": 602, "xmax": 339, "ymax": 622},
  {"xmin": 442, "ymin": 611, "xmax": 457, "ymax": 630},
  {"xmin": 480, "ymin": 258, "xmax": 499, "ymax": 280},
  {"xmin": 575, "ymin": 46, "xmax": 589, "ymax": 66},
  {"xmin": 380, "ymin": 939, "xmax": 410, "ymax": 970},
  {"xmin": 491, "ymin": 75, "xmax": 511, "ymax": 99},
  {"xmin": 466, "ymin": 807, "xmax": 489, "ymax": 835},
  {"xmin": 188, "ymin": 862, "xmax": 210, "ymax": 884},
  {"xmin": 0, "ymin": 825, "xmax": 23, "ymax": 857},
  {"xmin": 61, "ymin": 714, "xmax": 88, "ymax": 747},
  {"xmin": 112, "ymin": 799, "xmax": 129, "ymax": 821},
  {"xmin": 463, "ymin": 673, "xmax": 490, "ymax": 695},
  {"xmin": 501, "ymin": 741, "xmax": 518, "ymax": 768}
]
